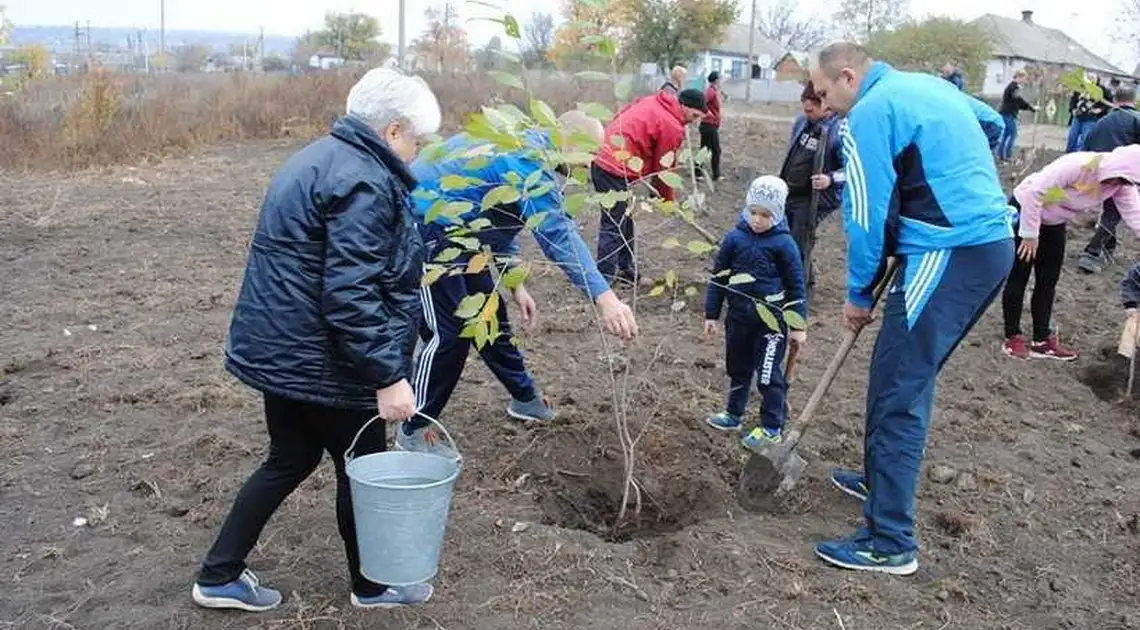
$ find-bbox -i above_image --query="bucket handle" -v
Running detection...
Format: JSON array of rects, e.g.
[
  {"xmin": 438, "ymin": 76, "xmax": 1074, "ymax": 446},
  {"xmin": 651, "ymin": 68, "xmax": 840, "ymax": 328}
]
[{"xmin": 344, "ymin": 411, "xmax": 460, "ymax": 464}]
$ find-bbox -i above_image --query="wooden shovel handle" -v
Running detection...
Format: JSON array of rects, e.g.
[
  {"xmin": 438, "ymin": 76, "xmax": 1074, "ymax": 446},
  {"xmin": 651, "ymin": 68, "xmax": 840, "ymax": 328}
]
[{"xmin": 791, "ymin": 257, "xmax": 901, "ymax": 431}]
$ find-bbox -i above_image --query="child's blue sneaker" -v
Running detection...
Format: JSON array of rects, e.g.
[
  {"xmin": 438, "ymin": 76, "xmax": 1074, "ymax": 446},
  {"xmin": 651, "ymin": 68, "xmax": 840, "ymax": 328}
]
[
  {"xmin": 815, "ymin": 536, "xmax": 919, "ymax": 576},
  {"xmin": 742, "ymin": 426, "xmax": 782, "ymax": 448},
  {"xmin": 829, "ymin": 468, "xmax": 868, "ymax": 502},
  {"xmin": 351, "ymin": 583, "xmax": 434, "ymax": 609},
  {"xmin": 705, "ymin": 411, "xmax": 743, "ymax": 432},
  {"xmin": 191, "ymin": 569, "xmax": 282, "ymax": 612}
]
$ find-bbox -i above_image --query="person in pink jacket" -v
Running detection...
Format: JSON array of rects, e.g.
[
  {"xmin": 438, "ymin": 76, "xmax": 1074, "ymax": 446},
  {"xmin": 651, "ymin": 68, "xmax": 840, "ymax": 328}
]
[{"xmin": 1002, "ymin": 144, "xmax": 1140, "ymax": 360}]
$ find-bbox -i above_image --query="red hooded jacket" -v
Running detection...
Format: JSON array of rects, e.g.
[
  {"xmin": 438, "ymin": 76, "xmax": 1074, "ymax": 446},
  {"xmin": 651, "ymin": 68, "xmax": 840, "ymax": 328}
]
[
  {"xmin": 593, "ymin": 90, "xmax": 688, "ymax": 201},
  {"xmin": 703, "ymin": 86, "xmax": 721, "ymax": 127}
]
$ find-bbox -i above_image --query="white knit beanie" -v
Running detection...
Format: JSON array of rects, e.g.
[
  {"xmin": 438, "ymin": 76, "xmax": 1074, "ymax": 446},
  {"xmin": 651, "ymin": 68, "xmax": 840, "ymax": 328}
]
[{"xmin": 745, "ymin": 175, "xmax": 788, "ymax": 225}]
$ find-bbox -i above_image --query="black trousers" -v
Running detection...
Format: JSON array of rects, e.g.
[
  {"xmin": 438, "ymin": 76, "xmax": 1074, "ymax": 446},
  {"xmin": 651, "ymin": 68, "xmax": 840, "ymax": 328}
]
[
  {"xmin": 591, "ymin": 163, "xmax": 636, "ymax": 278},
  {"xmin": 698, "ymin": 123, "xmax": 721, "ymax": 181},
  {"xmin": 197, "ymin": 393, "xmax": 388, "ymax": 597},
  {"xmin": 1001, "ymin": 217, "xmax": 1067, "ymax": 342},
  {"xmin": 1082, "ymin": 197, "xmax": 1121, "ymax": 257}
]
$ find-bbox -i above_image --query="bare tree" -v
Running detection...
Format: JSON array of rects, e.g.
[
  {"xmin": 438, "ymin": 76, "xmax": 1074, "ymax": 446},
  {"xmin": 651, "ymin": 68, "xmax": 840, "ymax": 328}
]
[
  {"xmin": 834, "ymin": 0, "xmax": 908, "ymax": 42},
  {"xmin": 411, "ymin": 3, "xmax": 469, "ymax": 72},
  {"xmin": 523, "ymin": 11, "xmax": 555, "ymax": 67},
  {"xmin": 1116, "ymin": 0, "xmax": 1140, "ymax": 65},
  {"xmin": 0, "ymin": 3, "xmax": 11, "ymax": 46},
  {"xmin": 757, "ymin": 0, "xmax": 830, "ymax": 51}
]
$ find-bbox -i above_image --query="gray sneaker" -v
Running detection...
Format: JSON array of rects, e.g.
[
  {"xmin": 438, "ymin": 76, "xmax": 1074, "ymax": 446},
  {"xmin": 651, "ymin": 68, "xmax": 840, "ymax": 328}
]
[
  {"xmin": 192, "ymin": 569, "xmax": 282, "ymax": 612},
  {"xmin": 507, "ymin": 393, "xmax": 556, "ymax": 422},
  {"xmin": 1078, "ymin": 252, "xmax": 1104, "ymax": 274},
  {"xmin": 394, "ymin": 422, "xmax": 460, "ymax": 462},
  {"xmin": 351, "ymin": 583, "xmax": 434, "ymax": 609}
]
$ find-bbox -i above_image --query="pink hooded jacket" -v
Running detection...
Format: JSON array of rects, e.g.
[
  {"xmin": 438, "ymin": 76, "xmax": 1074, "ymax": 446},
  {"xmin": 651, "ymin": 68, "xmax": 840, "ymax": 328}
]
[{"xmin": 1012, "ymin": 144, "xmax": 1140, "ymax": 239}]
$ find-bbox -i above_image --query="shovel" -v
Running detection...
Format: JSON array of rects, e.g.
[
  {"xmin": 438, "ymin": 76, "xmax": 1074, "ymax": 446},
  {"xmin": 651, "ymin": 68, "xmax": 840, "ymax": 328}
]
[{"xmin": 736, "ymin": 257, "xmax": 901, "ymax": 512}]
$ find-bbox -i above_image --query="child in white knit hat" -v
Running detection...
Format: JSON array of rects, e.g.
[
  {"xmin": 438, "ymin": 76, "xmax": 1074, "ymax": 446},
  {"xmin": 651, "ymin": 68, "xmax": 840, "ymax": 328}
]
[{"xmin": 703, "ymin": 175, "xmax": 807, "ymax": 448}]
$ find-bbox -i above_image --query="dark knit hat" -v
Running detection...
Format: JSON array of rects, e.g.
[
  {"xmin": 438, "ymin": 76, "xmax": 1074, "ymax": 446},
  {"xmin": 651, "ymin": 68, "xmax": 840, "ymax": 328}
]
[{"xmin": 678, "ymin": 88, "xmax": 707, "ymax": 112}]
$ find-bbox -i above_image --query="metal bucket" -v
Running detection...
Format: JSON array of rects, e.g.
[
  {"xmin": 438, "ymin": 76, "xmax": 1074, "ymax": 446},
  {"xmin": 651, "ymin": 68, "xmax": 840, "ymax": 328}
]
[{"xmin": 344, "ymin": 413, "xmax": 461, "ymax": 586}]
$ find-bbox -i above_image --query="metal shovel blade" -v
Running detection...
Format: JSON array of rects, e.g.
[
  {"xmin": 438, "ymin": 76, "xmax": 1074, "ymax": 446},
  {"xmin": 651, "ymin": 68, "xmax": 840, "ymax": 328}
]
[{"xmin": 736, "ymin": 430, "xmax": 808, "ymax": 512}]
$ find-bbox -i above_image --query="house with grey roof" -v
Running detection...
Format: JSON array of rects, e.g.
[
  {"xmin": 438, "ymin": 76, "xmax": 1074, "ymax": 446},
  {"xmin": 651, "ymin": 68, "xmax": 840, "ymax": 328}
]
[
  {"xmin": 688, "ymin": 22, "xmax": 784, "ymax": 83},
  {"xmin": 970, "ymin": 10, "xmax": 1130, "ymax": 97}
]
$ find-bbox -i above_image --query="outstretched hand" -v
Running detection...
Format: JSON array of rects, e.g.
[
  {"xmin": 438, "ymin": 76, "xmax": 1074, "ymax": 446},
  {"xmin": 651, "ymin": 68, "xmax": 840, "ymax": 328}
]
[
  {"xmin": 596, "ymin": 290, "xmax": 638, "ymax": 341},
  {"xmin": 513, "ymin": 284, "xmax": 537, "ymax": 331},
  {"xmin": 703, "ymin": 319, "xmax": 717, "ymax": 338}
]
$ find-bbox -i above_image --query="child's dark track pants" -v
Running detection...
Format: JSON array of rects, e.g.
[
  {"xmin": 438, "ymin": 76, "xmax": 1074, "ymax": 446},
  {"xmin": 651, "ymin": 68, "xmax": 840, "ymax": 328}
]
[
  {"xmin": 724, "ymin": 316, "xmax": 788, "ymax": 431},
  {"xmin": 590, "ymin": 163, "xmax": 636, "ymax": 279}
]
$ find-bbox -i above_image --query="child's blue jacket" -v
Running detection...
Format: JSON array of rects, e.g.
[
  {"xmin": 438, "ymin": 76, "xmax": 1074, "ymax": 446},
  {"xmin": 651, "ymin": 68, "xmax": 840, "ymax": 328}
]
[{"xmin": 704, "ymin": 217, "xmax": 806, "ymax": 326}]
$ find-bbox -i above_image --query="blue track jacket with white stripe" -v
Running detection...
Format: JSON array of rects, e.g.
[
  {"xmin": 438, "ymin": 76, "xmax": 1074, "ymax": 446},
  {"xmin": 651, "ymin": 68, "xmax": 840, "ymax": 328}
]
[
  {"xmin": 840, "ymin": 62, "xmax": 1013, "ymax": 316},
  {"xmin": 410, "ymin": 131, "xmax": 610, "ymax": 301},
  {"xmin": 962, "ymin": 93, "xmax": 1005, "ymax": 151}
]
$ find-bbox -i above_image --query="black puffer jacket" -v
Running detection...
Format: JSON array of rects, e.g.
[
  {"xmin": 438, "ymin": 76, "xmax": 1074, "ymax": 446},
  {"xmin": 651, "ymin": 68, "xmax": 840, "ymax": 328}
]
[{"xmin": 224, "ymin": 115, "xmax": 425, "ymax": 409}]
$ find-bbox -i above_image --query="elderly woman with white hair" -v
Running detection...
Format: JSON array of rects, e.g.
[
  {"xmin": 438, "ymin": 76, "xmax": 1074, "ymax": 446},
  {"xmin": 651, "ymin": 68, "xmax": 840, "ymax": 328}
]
[{"xmin": 191, "ymin": 67, "xmax": 441, "ymax": 612}]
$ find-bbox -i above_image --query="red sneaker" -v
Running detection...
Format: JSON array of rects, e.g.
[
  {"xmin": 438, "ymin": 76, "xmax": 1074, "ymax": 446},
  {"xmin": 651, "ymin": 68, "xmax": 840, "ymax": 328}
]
[
  {"xmin": 1029, "ymin": 335, "xmax": 1078, "ymax": 361},
  {"xmin": 1002, "ymin": 334, "xmax": 1029, "ymax": 359}
]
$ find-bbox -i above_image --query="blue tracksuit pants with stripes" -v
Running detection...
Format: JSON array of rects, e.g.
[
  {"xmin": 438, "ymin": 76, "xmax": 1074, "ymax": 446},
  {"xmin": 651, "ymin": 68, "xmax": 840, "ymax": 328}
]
[
  {"xmin": 405, "ymin": 264, "xmax": 537, "ymax": 432},
  {"xmin": 862, "ymin": 238, "xmax": 1013, "ymax": 555}
]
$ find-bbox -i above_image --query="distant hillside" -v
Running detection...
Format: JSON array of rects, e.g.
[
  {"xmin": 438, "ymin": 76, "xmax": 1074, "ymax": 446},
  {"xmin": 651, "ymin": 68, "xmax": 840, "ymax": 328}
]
[{"xmin": 9, "ymin": 25, "xmax": 296, "ymax": 55}]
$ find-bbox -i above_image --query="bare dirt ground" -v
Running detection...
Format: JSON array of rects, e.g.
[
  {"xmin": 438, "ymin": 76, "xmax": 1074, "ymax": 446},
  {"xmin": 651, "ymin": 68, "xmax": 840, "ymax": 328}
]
[{"xmin": 3, "ymin": 112, "xmax": 1140, "ymax": 630}]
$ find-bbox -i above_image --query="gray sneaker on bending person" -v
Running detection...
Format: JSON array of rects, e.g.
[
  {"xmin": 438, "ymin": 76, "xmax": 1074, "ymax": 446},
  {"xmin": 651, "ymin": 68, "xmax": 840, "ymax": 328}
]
[
  {"xmin": 507, "ymin": 392, "xmax": 556, "ymax": 422},
  {"xmin": 394, "ymin": 421, "xmax": 460, "ymax": 461}
]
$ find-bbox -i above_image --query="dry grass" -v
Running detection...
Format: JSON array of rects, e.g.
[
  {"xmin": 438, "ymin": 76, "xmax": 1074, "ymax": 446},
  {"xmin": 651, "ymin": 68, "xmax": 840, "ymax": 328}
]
[{"xmin": 0, "ymin": 69, "xmax": 618, "ymax": 172}]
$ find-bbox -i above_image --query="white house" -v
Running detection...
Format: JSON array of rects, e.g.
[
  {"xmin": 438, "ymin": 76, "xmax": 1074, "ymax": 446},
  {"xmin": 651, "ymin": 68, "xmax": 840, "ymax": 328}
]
[
  {"xmin": 971, "ymin": 10, "xmax": 1129, "ymax": 98},
  {"xmin": 688, "ymin": 22, "xmax": 783, "ymax": 84},
  {"xmin": 309, "ymin": 52, "xmax": 346, "ymax": 70}
]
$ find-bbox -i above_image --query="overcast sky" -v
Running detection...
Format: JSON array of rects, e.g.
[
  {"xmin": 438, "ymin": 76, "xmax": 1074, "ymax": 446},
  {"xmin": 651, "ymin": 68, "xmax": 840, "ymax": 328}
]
[{"xmin": 6, "ymin": 0, "xmax": 1135, "ymax": 68}]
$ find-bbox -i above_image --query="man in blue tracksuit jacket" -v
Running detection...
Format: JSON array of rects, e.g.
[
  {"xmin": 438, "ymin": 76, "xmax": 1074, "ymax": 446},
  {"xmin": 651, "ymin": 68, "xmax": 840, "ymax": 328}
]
[
  {"xmin": 402, "ymin": 115, "xmax": 638, "ymax": 458},
  {"xmin": 809, "ymin": 43, "xmax": 1015, "ymax": 575}
]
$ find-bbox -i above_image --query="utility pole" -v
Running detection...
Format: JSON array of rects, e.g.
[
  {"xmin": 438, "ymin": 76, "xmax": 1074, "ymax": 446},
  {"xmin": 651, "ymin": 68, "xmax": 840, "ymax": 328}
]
[
  {"xmin": 73, "ymin": 21, "xmax": 81, "ymax": 73},
  {"xmin": 159, "ymin": 0, "xmax": 166, "ymax": 72},
  {"xmin": 745, "ymin": 0, "xmax": 756, "ymax": 102},
  {"xmin": 398, "ymin": 0, "xmax": 406, "ymax": 70}
]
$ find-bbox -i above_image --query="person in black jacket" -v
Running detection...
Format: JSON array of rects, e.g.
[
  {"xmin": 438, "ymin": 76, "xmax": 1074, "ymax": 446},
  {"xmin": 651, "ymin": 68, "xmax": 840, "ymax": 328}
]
[
  {"xmin": 778, "ymin": 80, "xmax": 845, "ymax": 268},
  {"xmin": 997, "ymin": 70, "xmax": 1037, "ymax": 162},
  {"xmin": 1067, "ymin": 76, "xmax": 1113, "ymax": 152},
  {"xmin": 191, "ymin": 67, "xmax": 442, "ymax": 613},
  {"xmin": 1079, "ymin": 84, "xmax": 1140, "ymax": 273}
]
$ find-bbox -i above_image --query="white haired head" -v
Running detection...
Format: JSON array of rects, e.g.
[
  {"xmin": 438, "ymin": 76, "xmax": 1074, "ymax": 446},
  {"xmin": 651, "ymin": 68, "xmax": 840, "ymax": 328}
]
[{"xmin": 346, "ymin": 67, "xmax": 442, "ymax": 162}]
